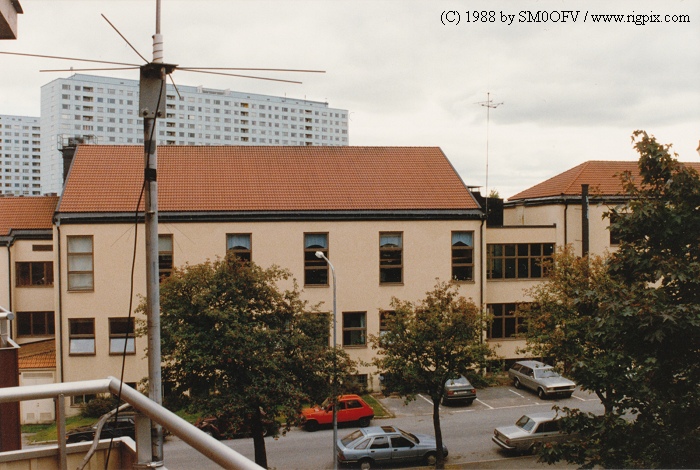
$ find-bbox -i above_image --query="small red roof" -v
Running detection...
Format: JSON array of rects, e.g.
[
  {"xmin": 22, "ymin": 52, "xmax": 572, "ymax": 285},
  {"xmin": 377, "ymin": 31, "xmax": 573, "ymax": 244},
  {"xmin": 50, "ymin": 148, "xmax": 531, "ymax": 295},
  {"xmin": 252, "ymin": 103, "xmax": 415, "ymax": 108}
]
[
  {"xmin": 0, "ymin": 196, "xmax": 59, "ymax": 236},
  {"xmin": 58, "ymin": 145, "xmax": 479, "ymax": 213},
  {"xmin": 18, "ymin": 340, "xmax": 56, "ymax": 370},
  {"xmin": 509, "ymin": 160, "xmax": 700, "ymax": 201}
]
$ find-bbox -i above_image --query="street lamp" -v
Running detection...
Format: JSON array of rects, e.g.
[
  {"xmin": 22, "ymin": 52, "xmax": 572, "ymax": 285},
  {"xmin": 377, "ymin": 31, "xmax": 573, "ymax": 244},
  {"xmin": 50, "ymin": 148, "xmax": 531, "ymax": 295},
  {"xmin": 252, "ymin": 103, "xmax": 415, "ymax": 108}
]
[{"xmin": 315, "ymin": 251, "xmax": 337, "ymax": 470}]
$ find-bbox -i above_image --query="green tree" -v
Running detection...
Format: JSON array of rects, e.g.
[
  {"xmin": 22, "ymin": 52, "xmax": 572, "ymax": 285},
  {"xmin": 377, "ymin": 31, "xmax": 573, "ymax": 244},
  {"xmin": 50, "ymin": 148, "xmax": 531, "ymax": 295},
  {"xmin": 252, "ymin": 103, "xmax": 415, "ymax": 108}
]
[
  {"xmin": 370, "ymin": 280, "xmax": 494, "ymax": 469},
  {"xmin": 153, "ymin": 253, "xmax": 355, "ymax": 468},
  {"xmin": 522, "ymin": 131, "xmax": 700, "ymax": 468}
]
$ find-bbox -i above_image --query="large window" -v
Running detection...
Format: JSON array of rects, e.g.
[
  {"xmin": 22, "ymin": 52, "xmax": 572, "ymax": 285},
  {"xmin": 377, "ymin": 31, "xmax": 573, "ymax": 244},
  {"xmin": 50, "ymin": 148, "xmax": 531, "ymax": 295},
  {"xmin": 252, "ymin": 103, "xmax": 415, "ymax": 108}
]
[
  {"xmin": 226, "ymin": 233, "xmax": 251, "ymax": 261},
  {"xmin": 488, "ymin": 303, "xmax": 526, "ymax": 339},
  {"xmin": 451, "ymin": 231, "xmax": 474, "ymax": 281},
  {"xmin": 304, "ymin": 233, "xmax": 328, "ymax": 286},
  {"xmin": 67, "ymin": 236, "xmax": 94, "ymax": 291},
  {"xmin": 159, "ymin": 234, "xmax": 173, "ymax": 279},
  {"xmin": 16, "ymin": 311, "xmax": 55, "ymax": 337},
  {"xmin": 69, "ymin": 318, "xmax": 95, "ymax": 355},
  {"xmin": 379, "ymin": 310, "xmax": 395, "ymax": 336},
  {"xmin": 16, "ymin": 261, "xmax": 53, "ymax": 286},
  {"xmin": 109, "ymin": 318, "xmax": 135, "ymax": 355},
  {"xmin": 343, "ymin": 312, "xmax": 366, "ymax": 347},
  {"xmin": 379, "ymin": 232, "xmax": 402, "ymax": 284},
  {"xmin": 487, "ymin": 243, "xmax": 554, "ymax": 279}
]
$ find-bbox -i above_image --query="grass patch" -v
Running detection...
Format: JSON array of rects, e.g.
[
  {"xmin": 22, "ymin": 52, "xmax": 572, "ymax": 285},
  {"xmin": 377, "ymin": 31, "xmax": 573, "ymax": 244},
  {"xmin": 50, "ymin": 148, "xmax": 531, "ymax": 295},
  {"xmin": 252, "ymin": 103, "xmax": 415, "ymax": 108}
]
[
  {"xmin": 23, "ymin": 415, "xmax": 95, "ymax": 443},
  {"xmin": 362, "ymin": 393, "xmax": 390, "ymax": 419}
]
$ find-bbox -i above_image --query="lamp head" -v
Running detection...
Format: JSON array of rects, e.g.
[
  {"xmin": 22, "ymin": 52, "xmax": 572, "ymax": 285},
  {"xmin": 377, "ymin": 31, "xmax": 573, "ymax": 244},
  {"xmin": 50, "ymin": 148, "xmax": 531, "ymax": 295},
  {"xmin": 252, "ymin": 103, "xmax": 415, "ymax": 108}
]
[{"xmin": 315, "ymin": 251, "xmax": 324, "ymax": 259}]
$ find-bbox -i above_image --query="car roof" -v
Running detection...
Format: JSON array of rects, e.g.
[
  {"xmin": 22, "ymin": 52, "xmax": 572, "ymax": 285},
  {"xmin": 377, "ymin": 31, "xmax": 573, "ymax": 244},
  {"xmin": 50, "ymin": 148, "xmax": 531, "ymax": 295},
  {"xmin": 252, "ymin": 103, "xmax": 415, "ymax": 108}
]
[
  {"xmin": 521, "ymin": 412, "xmax": 559, "ymax": 423},
  {"xmin": 514, "ymin": 360, "xmax": 552, "ymax": 369},
  {"xmin": 359, "ymin": 425, "xmax": 398, "ymax": 437},
  {"xmin": 340, "ymin": 394, "xmax": 364, "ymax": 400}
]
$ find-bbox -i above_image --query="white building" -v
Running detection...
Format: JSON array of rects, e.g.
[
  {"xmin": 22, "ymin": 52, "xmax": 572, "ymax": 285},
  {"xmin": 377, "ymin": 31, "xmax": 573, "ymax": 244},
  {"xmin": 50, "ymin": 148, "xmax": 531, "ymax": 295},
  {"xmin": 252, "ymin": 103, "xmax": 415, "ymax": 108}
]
[
  {"xmin": 39, "ymin": 74, "xmax": 349, "ymax": 194},
  {"xmin": 0, "ymin": 114, "xmax": 41, "ymax": 196}
]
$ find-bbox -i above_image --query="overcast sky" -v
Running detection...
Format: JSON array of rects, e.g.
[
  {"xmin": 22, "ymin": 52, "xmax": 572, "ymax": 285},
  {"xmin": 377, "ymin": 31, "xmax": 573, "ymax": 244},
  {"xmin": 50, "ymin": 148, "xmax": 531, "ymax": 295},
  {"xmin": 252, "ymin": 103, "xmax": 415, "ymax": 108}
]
[{"xmin": 2, "ymin": 0, "xmax": 698, "ymax": 198}]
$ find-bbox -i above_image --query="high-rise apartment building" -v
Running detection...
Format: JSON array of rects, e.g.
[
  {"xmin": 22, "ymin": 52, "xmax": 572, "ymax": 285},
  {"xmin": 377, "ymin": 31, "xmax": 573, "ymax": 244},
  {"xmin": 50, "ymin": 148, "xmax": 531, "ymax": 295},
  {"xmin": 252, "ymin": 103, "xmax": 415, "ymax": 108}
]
[
  {"xmin": 0, "ymin": 114, "xmax": 41, "ymax": 196},
  {"xmin": 40, "ymin": 74, "xmax": 349, "ymax": 194}
]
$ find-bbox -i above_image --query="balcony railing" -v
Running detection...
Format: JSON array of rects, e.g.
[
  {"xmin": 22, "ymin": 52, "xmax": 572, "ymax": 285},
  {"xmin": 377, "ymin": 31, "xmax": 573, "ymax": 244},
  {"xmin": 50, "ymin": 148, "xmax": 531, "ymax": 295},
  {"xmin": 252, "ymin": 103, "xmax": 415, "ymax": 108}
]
[{"xmin": 0, "ymin": 376, "xmax": 263, "ymax": 470}]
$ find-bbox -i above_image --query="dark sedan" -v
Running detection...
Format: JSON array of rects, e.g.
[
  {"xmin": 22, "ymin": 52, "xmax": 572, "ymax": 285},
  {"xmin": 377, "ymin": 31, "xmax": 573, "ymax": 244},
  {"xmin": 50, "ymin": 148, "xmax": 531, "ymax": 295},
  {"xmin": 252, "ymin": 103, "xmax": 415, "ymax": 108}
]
[{"xmin": 66, "ymin": 414, "xmax": 135, "ymax": 443}]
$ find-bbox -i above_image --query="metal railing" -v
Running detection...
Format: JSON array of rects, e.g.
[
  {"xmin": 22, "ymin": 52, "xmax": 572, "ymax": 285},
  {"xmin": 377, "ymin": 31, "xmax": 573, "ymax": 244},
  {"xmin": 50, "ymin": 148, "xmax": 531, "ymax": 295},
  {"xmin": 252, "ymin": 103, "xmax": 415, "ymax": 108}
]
[{"xmin": 0, "ymin": 376, "xmax": 263, "ymax": 470}]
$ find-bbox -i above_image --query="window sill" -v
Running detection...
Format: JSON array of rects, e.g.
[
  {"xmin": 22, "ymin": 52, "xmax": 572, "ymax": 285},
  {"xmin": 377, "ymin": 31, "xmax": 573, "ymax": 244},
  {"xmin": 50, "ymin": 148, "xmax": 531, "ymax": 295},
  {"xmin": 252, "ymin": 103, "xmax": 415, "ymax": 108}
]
[
  {"xmin": 343, "ymin": 345, "xmax": 367, "ymax": 349},
  {"xmin": 304, "ymin": 284, "xmax": 330, "ymax": 288}
]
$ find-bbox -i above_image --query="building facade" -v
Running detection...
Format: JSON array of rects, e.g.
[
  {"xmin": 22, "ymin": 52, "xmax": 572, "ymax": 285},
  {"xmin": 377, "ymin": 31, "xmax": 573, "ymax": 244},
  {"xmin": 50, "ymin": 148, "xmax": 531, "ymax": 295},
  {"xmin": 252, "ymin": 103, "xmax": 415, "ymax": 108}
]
[
  {"xmin": 40, "ymin": 74, "xmax": 349, "ymax": 194},
  {"xmin": 4, "ymin": 152, "xmax": 675, "ymax": 421},
  {"xmin": 0, "ymin": 115, "xmax": 41, "ymax": 196}
]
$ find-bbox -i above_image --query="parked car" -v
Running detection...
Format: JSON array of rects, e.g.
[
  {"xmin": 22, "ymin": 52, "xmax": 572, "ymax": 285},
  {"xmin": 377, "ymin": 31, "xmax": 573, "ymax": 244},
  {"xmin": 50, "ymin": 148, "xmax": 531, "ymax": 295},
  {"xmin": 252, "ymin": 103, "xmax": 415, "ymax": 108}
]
[
  {"xmin": 492, "ymin": 411, "xmax": 573, "ymax": 454},
  {"xmin": 508, "ymin": 360, "xmax": 575, "ymax": 399},
  {"xmin": 194, "ymin": 414, "xmax": 279, "ymax": 440},
  {"xmin": 442, "ymin": 375, "xmax": 477, "ymax": 405},
  {"xmin": 337, "ymin": 425, "xmax": 448, "ymax": 469},
  {"xmin": 66, "ymin": 413, "xmax": 135, "ymax": 443},
  {"xmin": 302, "ymin": 394, "xmax": 374, "ymax": 432}
]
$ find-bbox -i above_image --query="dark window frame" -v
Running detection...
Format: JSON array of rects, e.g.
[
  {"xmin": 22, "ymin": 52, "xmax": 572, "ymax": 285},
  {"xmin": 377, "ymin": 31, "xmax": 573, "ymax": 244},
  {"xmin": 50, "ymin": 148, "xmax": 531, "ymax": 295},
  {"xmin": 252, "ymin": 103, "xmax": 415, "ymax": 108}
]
[
  {"xmin": 16, "ymin": 311, "xmax": 55, "ymax": 337},
  {"xmin": 342, "ymin": 311, "xmax": 367, "ymax": 347},
  {"xmin": 158, "ymin": 234, "xmax": 174, "ymax": 280},
  {"xmin": 488, "ymin": 303, "xmax": 526, "ymax": 339},
  {"xmin": 451, "ymin": 231, "xmax": 474, "ymax": 282},
  {"xmin": 68, "ymin": 318, "xmax": 96, "ymax": 355},
  {"xmin": 67, "ymin": 235, "xmax": 94, "ymax": 291},
  {"xmin": 15, "ymin": 261, "xmax": 54, "ymax": 287},
  {"xmin": 109, "ymin": 317, "xmax": 135, "ymax": 355},
  {"xmin": 226, "ymin": 233, "xmax": 252, "ymax": 262},
  {"xmin": 379, "ymin": 232, "xmax": 403, "ymax": 284},
  {"xmin": 304, "ymin": 232, "xmax": 329, "ymax": 286},
  {"xmin": 487, "ymin": 243, "xmax": 554, "ymax": 279}
]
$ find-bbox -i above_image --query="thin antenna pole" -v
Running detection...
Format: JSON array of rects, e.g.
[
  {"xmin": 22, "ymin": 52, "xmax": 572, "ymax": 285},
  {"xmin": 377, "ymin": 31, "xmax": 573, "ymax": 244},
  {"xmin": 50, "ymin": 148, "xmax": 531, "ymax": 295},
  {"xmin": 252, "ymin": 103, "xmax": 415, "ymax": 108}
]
[{"xmin": 477, "ymin": 92, "xmax": 503, "ymax": 217}]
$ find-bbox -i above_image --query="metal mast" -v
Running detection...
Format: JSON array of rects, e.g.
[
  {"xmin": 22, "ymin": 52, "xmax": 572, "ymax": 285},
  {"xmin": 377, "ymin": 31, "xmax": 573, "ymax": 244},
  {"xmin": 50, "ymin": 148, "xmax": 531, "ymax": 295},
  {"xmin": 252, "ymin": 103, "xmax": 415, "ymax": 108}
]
[
  {"xmin": 477, "ymin": 92, "xmax": 503, "ymax": 214},
  {"xmin": 139, "ymin": 0, "xmax": 176, "ymax": 465}
]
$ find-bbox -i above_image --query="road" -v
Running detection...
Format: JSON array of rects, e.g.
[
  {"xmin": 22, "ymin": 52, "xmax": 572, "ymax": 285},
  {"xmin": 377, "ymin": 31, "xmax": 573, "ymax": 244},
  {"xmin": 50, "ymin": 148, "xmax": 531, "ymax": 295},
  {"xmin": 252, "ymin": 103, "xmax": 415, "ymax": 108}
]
[{"xmin": 162, "ymin": 385, "xmax": 603, "ymax": 469}]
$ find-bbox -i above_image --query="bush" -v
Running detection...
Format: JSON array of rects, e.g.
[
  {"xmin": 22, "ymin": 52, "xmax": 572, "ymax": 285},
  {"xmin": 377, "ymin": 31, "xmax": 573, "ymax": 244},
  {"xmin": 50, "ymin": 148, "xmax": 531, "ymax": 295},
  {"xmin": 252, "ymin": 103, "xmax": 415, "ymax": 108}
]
[{"xmin": 81, "ymin": 396, "xmax": 119, "ymax": 418}]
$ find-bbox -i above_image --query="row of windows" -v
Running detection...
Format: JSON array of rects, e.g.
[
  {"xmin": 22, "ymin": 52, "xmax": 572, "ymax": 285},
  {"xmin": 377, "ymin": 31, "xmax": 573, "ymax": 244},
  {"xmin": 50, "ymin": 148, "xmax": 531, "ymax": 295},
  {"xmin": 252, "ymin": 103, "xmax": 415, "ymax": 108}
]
[
  {"xmin": 68, "ymin": 318, "xmax": 134, "ymax": 356},
  {"xmin": 62, "ymin": 232, "xmax": 476, "ymax": 291}
]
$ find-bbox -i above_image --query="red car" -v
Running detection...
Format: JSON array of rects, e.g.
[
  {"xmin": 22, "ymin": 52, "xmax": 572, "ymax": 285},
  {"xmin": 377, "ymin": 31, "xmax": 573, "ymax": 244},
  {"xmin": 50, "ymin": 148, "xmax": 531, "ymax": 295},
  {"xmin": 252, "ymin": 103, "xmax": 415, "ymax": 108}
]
[{"xmin": 301, "ymin": 394, "xmax": 374, "ymax": 432}]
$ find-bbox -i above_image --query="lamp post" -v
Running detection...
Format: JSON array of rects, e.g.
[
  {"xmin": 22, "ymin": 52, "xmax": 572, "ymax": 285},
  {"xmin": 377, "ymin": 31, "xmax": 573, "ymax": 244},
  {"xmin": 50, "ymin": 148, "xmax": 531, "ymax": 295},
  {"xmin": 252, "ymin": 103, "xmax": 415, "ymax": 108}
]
[{"xmin": 315, "ymin": 251, "xmax": 337, "ymax": 470}]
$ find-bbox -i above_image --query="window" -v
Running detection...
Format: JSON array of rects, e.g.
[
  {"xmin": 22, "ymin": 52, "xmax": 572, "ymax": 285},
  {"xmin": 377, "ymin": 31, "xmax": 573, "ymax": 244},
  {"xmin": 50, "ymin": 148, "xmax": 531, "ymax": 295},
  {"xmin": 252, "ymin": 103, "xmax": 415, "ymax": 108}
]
[
  {"xmin": 452, "ymin": 231, "xmax": 474, "ymax": 281},
  {"xmin": 379, "ymin": 232, "xmax": 402, "ymax": 284},
  {"xmin": 16, "ymin": 311, "xmax": 54, "ymax": 336},
  {"xmin": 343, "ymin": 312, "xmax": 366, "ymax": 347},
  {"xmin": 16, "ymin": 261, "xmax": 53, "ymax": 286},
  {"xmin": 379, "ymin": 310, "xmax": 395, "ymax": 336},
  {"xmin": 67, "ymin": 236, "xmax": 94, "ymax": 291},
  {"xmin": 488, "ymin": 303, "xmax": 526, "ymax": 339},
  {"xmin": 226, "ymin": 233, "xmax": 251, "ymax": 261},
  {"xmin": 32, "ymin": 244, "xmax": 53, "ymax": 252},
  {"xmin": 109, "ymin": 318, "xmax": 135, "ymax": 354},
  {"xmin": 159, "ymin": 234, "xmax": 173, "ymax": 279},
  {"xmin": 69, "ymin": 318, "xmax": 95, "ymax": 355},
  {"xmin": 71, "ymin": 394, "xmax": 97, "ymax": 406},
  {"xmin": 304, "ymin": 233, "xmax": 328, "ymax": 285},
  {"xmin": 487, "ymin": 243, "xmax": 554, "ymax": 279}
]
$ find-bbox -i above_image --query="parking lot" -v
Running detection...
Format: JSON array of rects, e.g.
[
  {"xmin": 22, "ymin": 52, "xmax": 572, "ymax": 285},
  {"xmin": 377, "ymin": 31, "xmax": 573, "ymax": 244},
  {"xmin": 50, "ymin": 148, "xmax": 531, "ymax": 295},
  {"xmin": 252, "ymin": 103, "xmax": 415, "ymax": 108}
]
[{"xmin": 378, "ymin": 383, "xmax": 601, "ymax": 418}]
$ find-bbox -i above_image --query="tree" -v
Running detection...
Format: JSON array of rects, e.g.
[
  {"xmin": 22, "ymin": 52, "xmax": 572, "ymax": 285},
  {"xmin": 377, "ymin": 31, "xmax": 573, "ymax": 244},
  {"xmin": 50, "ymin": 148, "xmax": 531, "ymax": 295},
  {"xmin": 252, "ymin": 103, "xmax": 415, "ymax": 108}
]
[
  {"xmin": 152, "ymin": 253, "xmax": 355, "ymax": 468},
  {"xmin": 522, "ymin": 131, "xmax": 700, "ymax": 468},
  {"xmin": 370, "ymin": 280, "xmax": 495, "ymax": 469}
]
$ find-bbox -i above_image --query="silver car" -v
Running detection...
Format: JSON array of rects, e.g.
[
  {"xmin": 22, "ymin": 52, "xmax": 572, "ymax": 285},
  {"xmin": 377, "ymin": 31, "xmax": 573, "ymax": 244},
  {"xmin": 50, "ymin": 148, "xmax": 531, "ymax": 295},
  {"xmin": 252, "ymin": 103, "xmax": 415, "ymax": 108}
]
[
  {"xmin": 492, "ymin": 412, "xmax": 571, "ymax": 454},
  {"xmin": 442, "ymin": 375, "xmax": 476, "ymax": 405},
  {"xmin": 336, "ymin": 425, "xmax": 448, "ymax": 469},
  {"xmin": 508, "ymin": 360, "xmax": 575, "ymax": 399}
]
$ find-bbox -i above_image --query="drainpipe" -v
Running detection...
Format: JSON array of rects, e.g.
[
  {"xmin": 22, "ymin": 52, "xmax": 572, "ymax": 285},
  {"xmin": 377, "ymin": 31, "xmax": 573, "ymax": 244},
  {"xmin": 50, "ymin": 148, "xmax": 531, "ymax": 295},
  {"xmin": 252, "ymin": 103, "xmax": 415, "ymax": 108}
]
[
  {"xmin": 5, "ymin": 240, "xmax": 12, "ymax": 338},
  {"xmin": 581, "ymin": 184, "xmax": 589, "ymax": 257},
  {"xmin": 56, "ymin": 221, "xmax": 64, "ymax": 383},
  {"xmin": 479, "ymin": 217, "xmax": 485, "ymax": 345}
]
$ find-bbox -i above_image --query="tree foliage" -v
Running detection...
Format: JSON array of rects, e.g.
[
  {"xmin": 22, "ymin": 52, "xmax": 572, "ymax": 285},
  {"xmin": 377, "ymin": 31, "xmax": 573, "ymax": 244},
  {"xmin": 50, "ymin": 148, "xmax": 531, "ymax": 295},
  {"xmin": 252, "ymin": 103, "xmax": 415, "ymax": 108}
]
[
  {"xmin": 152, "ymin": 253, "xmax": 355, "ymax": 467},
  {"xmin": 522, "ymin": 131, "xmax": 700, "ymax": 468},
  {"xmin": 370, "ymin": 280, "xmax": 495, "ymax": 468}
]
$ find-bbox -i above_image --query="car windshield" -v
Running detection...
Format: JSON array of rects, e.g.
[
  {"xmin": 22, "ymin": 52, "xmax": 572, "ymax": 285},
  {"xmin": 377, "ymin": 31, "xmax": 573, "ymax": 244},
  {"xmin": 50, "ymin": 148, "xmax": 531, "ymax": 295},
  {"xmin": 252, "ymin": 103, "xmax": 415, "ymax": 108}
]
[
  {"xmin": 341, "ymin": 429, "xmax": 364, "ymax": 446},
  {"xmin": 398, "ymin": 428, "xmax": 418, "ymax": 443},
  {"xmin": 535, "ymin": 368, "xmax": 560, "ymax": 379},
  {"xmin": 515, "ymin": 415, "xmax": 537, "ymax": 432}
]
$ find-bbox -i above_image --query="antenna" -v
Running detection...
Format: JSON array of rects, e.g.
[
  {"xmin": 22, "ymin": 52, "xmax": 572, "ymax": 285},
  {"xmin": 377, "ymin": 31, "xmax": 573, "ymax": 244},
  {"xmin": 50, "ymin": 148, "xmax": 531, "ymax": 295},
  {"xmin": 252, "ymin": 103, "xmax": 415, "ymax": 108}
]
[{"xmin": 476, "ymin": 92, "xmax": 503, "ymax": 217}]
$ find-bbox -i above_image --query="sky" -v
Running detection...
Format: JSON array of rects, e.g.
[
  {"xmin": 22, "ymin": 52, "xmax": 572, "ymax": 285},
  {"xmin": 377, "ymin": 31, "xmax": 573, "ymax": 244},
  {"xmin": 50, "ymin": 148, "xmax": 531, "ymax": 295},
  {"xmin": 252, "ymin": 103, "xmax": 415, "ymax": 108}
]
[{"xmin": 1, "ymin": 0, "xmax": 698, "ymax": 199}]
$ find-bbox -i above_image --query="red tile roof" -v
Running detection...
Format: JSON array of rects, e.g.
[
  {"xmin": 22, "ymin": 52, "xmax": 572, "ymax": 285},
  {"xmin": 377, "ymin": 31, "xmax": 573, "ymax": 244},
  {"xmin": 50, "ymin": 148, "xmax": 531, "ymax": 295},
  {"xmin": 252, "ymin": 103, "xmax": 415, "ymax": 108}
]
[
  {"xmin": 18, "ymin": 340, "xmax": 56, "ymax": 370},
  {"xmin": 58, "ymin": 146, "xmax": 479, "ymax": 213},
  {"xmin": 0, "ymin": 196, "xmax": 59, "ymax": 236},
  {"xmin": 508, "ymin": 160, "xmax": 700, "ymax": 201}
]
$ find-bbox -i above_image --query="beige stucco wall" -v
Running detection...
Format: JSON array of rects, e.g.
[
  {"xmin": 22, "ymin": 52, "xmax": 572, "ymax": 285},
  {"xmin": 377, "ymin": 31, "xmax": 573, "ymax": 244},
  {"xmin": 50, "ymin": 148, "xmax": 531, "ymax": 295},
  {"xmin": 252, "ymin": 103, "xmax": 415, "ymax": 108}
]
[
  {"xmin": 0, "ymin": 247, "xmax": 8, "ymax": 309},
  {"xmin": 57, "ymin": 218, "xmax": 484, "ymax": 390}
]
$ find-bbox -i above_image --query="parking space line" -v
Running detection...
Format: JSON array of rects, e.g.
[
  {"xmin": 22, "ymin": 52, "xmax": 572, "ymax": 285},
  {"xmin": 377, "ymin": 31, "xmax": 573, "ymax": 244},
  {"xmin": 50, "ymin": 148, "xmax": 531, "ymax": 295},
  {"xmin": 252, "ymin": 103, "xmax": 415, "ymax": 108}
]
[
  {"xmin": 418, "ymin": 393, "xmax": 434, "ymax": 405},
  {"xmin": 475, "ymin": 398, "xmax": 493, "ymax": 409},
  {"xmin": 509, "ymin": 389, "xmax": 526, "ymax": 398}
]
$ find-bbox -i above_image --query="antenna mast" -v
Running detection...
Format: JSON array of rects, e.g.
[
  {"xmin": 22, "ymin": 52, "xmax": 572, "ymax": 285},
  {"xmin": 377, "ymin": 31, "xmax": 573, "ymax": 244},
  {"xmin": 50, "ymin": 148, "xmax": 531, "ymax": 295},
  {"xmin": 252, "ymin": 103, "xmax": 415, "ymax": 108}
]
[
  {"xmin": 141, "ymin": 0, "xmax": 175, "ymax": 465},
  {"xmin": 477, "ymin": 92, "xmax": 503, "ymax": 216}
]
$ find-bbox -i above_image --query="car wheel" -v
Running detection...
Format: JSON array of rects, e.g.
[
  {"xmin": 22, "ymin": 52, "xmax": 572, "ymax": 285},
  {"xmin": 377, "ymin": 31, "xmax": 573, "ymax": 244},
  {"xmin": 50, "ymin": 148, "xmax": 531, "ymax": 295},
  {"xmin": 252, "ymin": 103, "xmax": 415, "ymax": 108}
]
[
  {"xmin": 513, "ymin": 378, "xmax": 521, "ymax": 389},
  {"xmin": 304, "ymin": 420, "xmax": 319, "ymax": 432},
  {"xmin": 359, "ymin": 417, "xmax": 371, "ymax": 427},
  {"xmin": 424, "ymin": 452, "xmax": 437, "ymax": 466},
  {"xmin": 359, "ymin": 458, "xmax": 373, "ymax": 470},
  {"xmin": 537, "ymin": 388, "xmax": 547, "ymax": 399}
]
